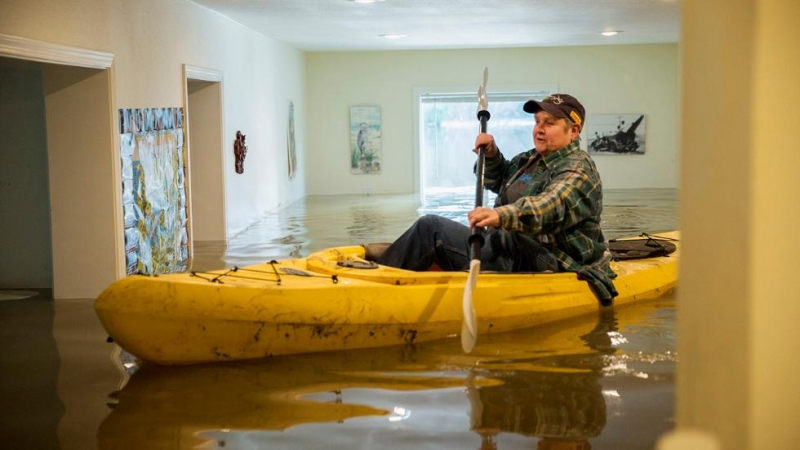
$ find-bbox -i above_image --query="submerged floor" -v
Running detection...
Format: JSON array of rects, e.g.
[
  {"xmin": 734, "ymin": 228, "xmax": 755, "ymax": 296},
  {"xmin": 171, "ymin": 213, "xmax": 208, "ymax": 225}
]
[{"xmin": 0, "ymin": 188, "xmax": 678, "ymax": 450}]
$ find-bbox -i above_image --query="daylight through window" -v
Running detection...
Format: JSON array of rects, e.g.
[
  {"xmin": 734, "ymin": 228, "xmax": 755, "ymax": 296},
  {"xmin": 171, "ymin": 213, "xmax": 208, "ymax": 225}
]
[{"xmin": 419, "ymin": 90, "xmax": 552, "ymax": 197}]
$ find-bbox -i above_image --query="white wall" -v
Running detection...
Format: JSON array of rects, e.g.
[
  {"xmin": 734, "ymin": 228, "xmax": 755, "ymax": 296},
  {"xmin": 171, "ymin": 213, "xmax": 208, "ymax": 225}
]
[
  {"xmin": 0, "ymin": 0, "xmax": 306, "ymax": 240},
  {"xmin": 43, "ymin": 64, "xmax": 118, "ymax": 299},
  {"xmin": 306, "ymin": 44, "xmax": 679, "ymax": 194},
  {"xmin": 0, "ymin": 0, "xmax": 307, "ymax": 296}
]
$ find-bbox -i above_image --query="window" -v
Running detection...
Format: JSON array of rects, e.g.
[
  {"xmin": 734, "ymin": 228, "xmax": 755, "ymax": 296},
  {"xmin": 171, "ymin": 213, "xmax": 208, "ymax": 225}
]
[{"xmin": 419, "ymin": 89, "xmax": 553, "ymax": 197}]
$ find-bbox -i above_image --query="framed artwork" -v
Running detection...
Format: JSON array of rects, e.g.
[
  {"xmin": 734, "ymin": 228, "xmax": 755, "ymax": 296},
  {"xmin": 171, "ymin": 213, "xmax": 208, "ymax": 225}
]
[
  {"xmin": 349, "ymin": 105, "xmax": 382, "ymax": 174},
  {"xmin": 119, "ymin": 107, "xmax": 189, "ymax": 276},
  {"xmin": 586, "ymin": 114, "xmax": 646, "ymax": 155},
  {"xmin": 287, "ymin": 101, "xmax": 297, "ymax": 179}
]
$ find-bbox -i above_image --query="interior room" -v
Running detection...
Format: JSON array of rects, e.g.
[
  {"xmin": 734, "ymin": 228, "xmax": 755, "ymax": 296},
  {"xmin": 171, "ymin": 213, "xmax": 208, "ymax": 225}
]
[{"xmin": 0, "ymin": 0, "xmax": 797, "ymax": 449}]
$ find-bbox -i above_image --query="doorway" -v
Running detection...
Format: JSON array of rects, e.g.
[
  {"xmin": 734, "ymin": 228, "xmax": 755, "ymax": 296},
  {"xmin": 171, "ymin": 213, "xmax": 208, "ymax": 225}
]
[
  {"xmin": 183, "ymin": 65, "xmax": 226, "ymax": 270},
  {"xmin": 0, "ymin": 58, "xmax": 53, "ymax": 295},
  {"xmin": 0, "ymin": 35, "xmax": 117, "ymax": 299}
]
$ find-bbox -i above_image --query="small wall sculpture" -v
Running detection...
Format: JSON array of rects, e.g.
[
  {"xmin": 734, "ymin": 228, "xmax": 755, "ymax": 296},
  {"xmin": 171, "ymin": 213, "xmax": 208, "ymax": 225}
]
[{"xmin": 234, "ymin": 131, "xmax": 247, "ymax": 174}]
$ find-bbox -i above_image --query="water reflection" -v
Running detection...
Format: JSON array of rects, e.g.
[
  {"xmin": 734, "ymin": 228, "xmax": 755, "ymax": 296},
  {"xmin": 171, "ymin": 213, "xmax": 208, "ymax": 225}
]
[
  {"xmin": 0, "ymin": 295, "xmax": 63, "ymax": 449},
  {"xmin": 470, "ymin": 309, "xmax": 617, "ymax": 450},
  {"xmin": 113, "ymin": 189, "xmax": 677, "ymax": 449},
  {"xmin": 214, "ymin": 188, "xmax": 677, "ymax": 270},
  {"xmin": 222, "ymin": 194, "xmax": 421, "ymax": 268},
  {"xmin": 99, "ymin": 297, "xmax": 675, "ymax": 449},
  {"xmin": 601, "ymin": 189, "xmax": 678, "ymax": 239},
  {"xmin": 0, "ymin": 190, "xmax": 676, "ymax": 449}
]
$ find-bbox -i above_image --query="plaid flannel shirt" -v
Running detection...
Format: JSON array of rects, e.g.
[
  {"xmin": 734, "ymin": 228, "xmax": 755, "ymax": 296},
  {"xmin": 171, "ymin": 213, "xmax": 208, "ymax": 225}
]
[{"xmin": 482, "ymin": 139, "xmax": 617, "ymax": 300}]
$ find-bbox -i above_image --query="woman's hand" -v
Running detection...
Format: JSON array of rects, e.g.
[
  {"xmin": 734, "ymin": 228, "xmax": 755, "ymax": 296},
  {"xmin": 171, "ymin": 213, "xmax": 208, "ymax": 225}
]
[
  {"xmin": 468, "ymin": 207, "xmax": 500, "ymax": 229},
  {"xmin": 473, "ymin": 133, "xmax": 497, "ymax": 158}
]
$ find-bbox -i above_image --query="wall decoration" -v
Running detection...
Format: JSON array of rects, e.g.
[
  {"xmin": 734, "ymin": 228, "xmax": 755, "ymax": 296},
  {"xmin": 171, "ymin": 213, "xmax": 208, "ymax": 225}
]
[
  {"xmin": 119, "ymin": 107, "xmax": 188, "ymax": 276},
  {"xmin": 586, "ymin": 114, "xmax": 646, "ymax": 155},
  {"xmin": 287, "ymin": 101, "xmax": 297, "ymax": 179},
  {"xmin": 349, "ymin": 105, "xmax": 382, "ymax": 174},
  {"xmin": 234, "ymin": 131, "xmax": 247, "ymax": 174}
]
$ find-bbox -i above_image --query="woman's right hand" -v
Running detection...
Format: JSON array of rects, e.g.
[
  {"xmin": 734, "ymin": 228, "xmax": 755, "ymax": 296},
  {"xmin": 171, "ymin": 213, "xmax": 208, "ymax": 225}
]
[{"xmin": 473, "ymin": 133, "xmax": 497, "ymax": 158}]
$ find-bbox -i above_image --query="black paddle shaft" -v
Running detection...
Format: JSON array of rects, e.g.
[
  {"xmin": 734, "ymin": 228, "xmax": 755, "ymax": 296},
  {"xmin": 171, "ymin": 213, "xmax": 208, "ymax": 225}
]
[{"xmin": 469, "ymin": 109, "xmax": 491, "ymax": 260}]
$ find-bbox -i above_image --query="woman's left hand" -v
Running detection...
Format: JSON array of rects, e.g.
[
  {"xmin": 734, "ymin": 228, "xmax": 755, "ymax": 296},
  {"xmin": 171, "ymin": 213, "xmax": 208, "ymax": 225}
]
[{"xmin": 468, "ymin": 207, "xmax": 500, "ymax": 229}]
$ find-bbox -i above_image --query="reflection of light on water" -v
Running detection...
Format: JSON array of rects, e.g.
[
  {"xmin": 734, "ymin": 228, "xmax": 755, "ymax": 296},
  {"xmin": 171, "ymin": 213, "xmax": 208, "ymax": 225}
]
[
  {"xmin": 608, "ymin": 331, "xmax": 629, "ymax": 346},
  {"xmin": 603, "ymin": 361, "xmax": 653, "ymax": 379},
  {"xmin": 603, "ymin": 389, "xmax": 624, "ymax": 411},
  {"xmin": 602, "ymin": 350, "xmax": 678, "ymax": 380},
  {"xmin": 389, "ymin": 406, "xmax": 411, "ymax": 422},
  {"xmin": 0, "ymin": 290, "xmax": 39, "ymax": 301},
  {"xmin": 604, "ymin": 362, "xmax": 629, "ymax": 374}
]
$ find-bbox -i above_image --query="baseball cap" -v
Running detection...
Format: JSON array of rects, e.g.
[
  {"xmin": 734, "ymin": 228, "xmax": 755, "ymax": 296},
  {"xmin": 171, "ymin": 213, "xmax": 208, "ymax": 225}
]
[{"xmin": 523, "ymin": 94, "xmax": 585, "ymax": 126}]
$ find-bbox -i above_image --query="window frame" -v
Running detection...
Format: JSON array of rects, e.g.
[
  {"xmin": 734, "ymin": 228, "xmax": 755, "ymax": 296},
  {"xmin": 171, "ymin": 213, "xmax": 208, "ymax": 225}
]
[{"xmin": 413, "ymin": 84, "xmax": 557, "ymax": 200}]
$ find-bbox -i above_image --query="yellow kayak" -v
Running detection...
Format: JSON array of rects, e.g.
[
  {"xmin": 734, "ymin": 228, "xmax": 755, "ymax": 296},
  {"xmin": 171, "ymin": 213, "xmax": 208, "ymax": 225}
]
[{"xmin": 94, "ymin": 231, "xmax": 679, "ymax": 365}]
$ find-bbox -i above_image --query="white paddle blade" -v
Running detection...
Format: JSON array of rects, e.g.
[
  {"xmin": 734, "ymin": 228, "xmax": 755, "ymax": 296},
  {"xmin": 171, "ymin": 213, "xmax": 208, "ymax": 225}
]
[
  {"xmin": 478, "ymin": 67, "xmax": 489, "ymax": 112},
  {"xmin": 461, "ymin": 259, "xmax": 480, "ymax": 353}
]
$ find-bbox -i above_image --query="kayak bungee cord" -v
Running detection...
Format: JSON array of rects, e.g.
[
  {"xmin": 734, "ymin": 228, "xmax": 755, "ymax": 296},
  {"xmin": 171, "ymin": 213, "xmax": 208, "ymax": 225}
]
[
  {"xmin": 639, "ymin": 232, "xmax": 679, "ymax": 241},
  {"xmin": 243, "ymin": 261, "xmax": 282, "ymax": 285},
  {"xmin": 638, "ymin": 233, "xmax": 677, "ymax": 257},
  {"xmin": 190, "ymin": 261, "xmax": 339, "ymax": 285}
]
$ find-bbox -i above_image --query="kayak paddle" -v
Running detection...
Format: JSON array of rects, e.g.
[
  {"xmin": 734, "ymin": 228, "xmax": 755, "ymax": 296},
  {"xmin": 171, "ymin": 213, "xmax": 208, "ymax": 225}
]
[{"xmin": 461, "ymin": 67, "xmax": 490, "ymax": 353}]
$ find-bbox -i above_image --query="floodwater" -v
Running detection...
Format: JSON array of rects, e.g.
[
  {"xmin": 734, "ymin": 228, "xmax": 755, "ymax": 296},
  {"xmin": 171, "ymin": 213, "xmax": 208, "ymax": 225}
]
[{"xmin": 0, "ymin": 188, "xmax": 678, "ymax": 450}]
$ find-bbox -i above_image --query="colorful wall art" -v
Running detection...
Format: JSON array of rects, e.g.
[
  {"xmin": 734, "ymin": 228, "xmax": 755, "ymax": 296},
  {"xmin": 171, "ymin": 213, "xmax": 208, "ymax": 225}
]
[
  {"xmin": 119, "ymin": 107, "xmax": 189, "ymax": 276},
  {"xmin": 349, "ymin": 105, "xmax": 382, "ymax": 174}
]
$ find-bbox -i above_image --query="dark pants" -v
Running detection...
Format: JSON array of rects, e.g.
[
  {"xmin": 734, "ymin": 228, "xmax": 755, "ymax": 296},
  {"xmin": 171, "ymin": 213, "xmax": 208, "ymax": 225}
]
[{"xmin": 376, "ymin": 215, "xmax": 558, "ymax": 272}]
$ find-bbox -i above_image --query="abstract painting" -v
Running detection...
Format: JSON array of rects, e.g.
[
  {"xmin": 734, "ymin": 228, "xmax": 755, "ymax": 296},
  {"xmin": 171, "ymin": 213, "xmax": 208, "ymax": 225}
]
[
  {"xmin": 119, "ymin": 107, "xmax": 189, "ymax": 275},
  {"xmin": 586, "ymin": 114, "xmax": 646, "ymax": 155}
]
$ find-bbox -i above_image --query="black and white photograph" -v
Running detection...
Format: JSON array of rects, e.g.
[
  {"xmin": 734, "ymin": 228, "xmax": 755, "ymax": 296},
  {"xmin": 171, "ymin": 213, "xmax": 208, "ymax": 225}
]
[{"xmin": 587, "ymin": 114, "xmax": 646, "ymax": 155}]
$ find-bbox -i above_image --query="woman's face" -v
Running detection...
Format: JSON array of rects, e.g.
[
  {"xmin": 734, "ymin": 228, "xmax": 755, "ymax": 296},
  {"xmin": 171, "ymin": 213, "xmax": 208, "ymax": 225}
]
[{"xmin": 532, "ymin": 111, "xmax": 580, "ymax": 156}]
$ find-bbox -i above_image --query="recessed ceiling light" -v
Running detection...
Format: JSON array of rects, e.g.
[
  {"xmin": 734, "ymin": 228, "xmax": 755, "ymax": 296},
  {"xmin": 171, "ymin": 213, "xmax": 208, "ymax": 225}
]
[
  {"xmin": 601, "ymin": 30, "xmax": 622, "ymax": 36},
  {"xmin": 350, "ymin": 0, "xmax": 385, "ymax": 4},
  {"xmin": 380, "ymin": 34, "xmax": 407, "ymax": 39}
]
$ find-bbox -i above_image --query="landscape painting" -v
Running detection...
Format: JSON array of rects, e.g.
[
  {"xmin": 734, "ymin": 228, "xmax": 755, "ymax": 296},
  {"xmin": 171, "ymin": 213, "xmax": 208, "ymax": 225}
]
[{"xmin": 349, "ymin": 106, "xmax": 382, "ymax": 174}]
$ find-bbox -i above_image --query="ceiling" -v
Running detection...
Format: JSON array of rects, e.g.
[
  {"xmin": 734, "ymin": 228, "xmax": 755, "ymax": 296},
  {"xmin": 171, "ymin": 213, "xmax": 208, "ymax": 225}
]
[{"xmin": 190, "ymin": 0, "xmax": 682, "ymax": 52}]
